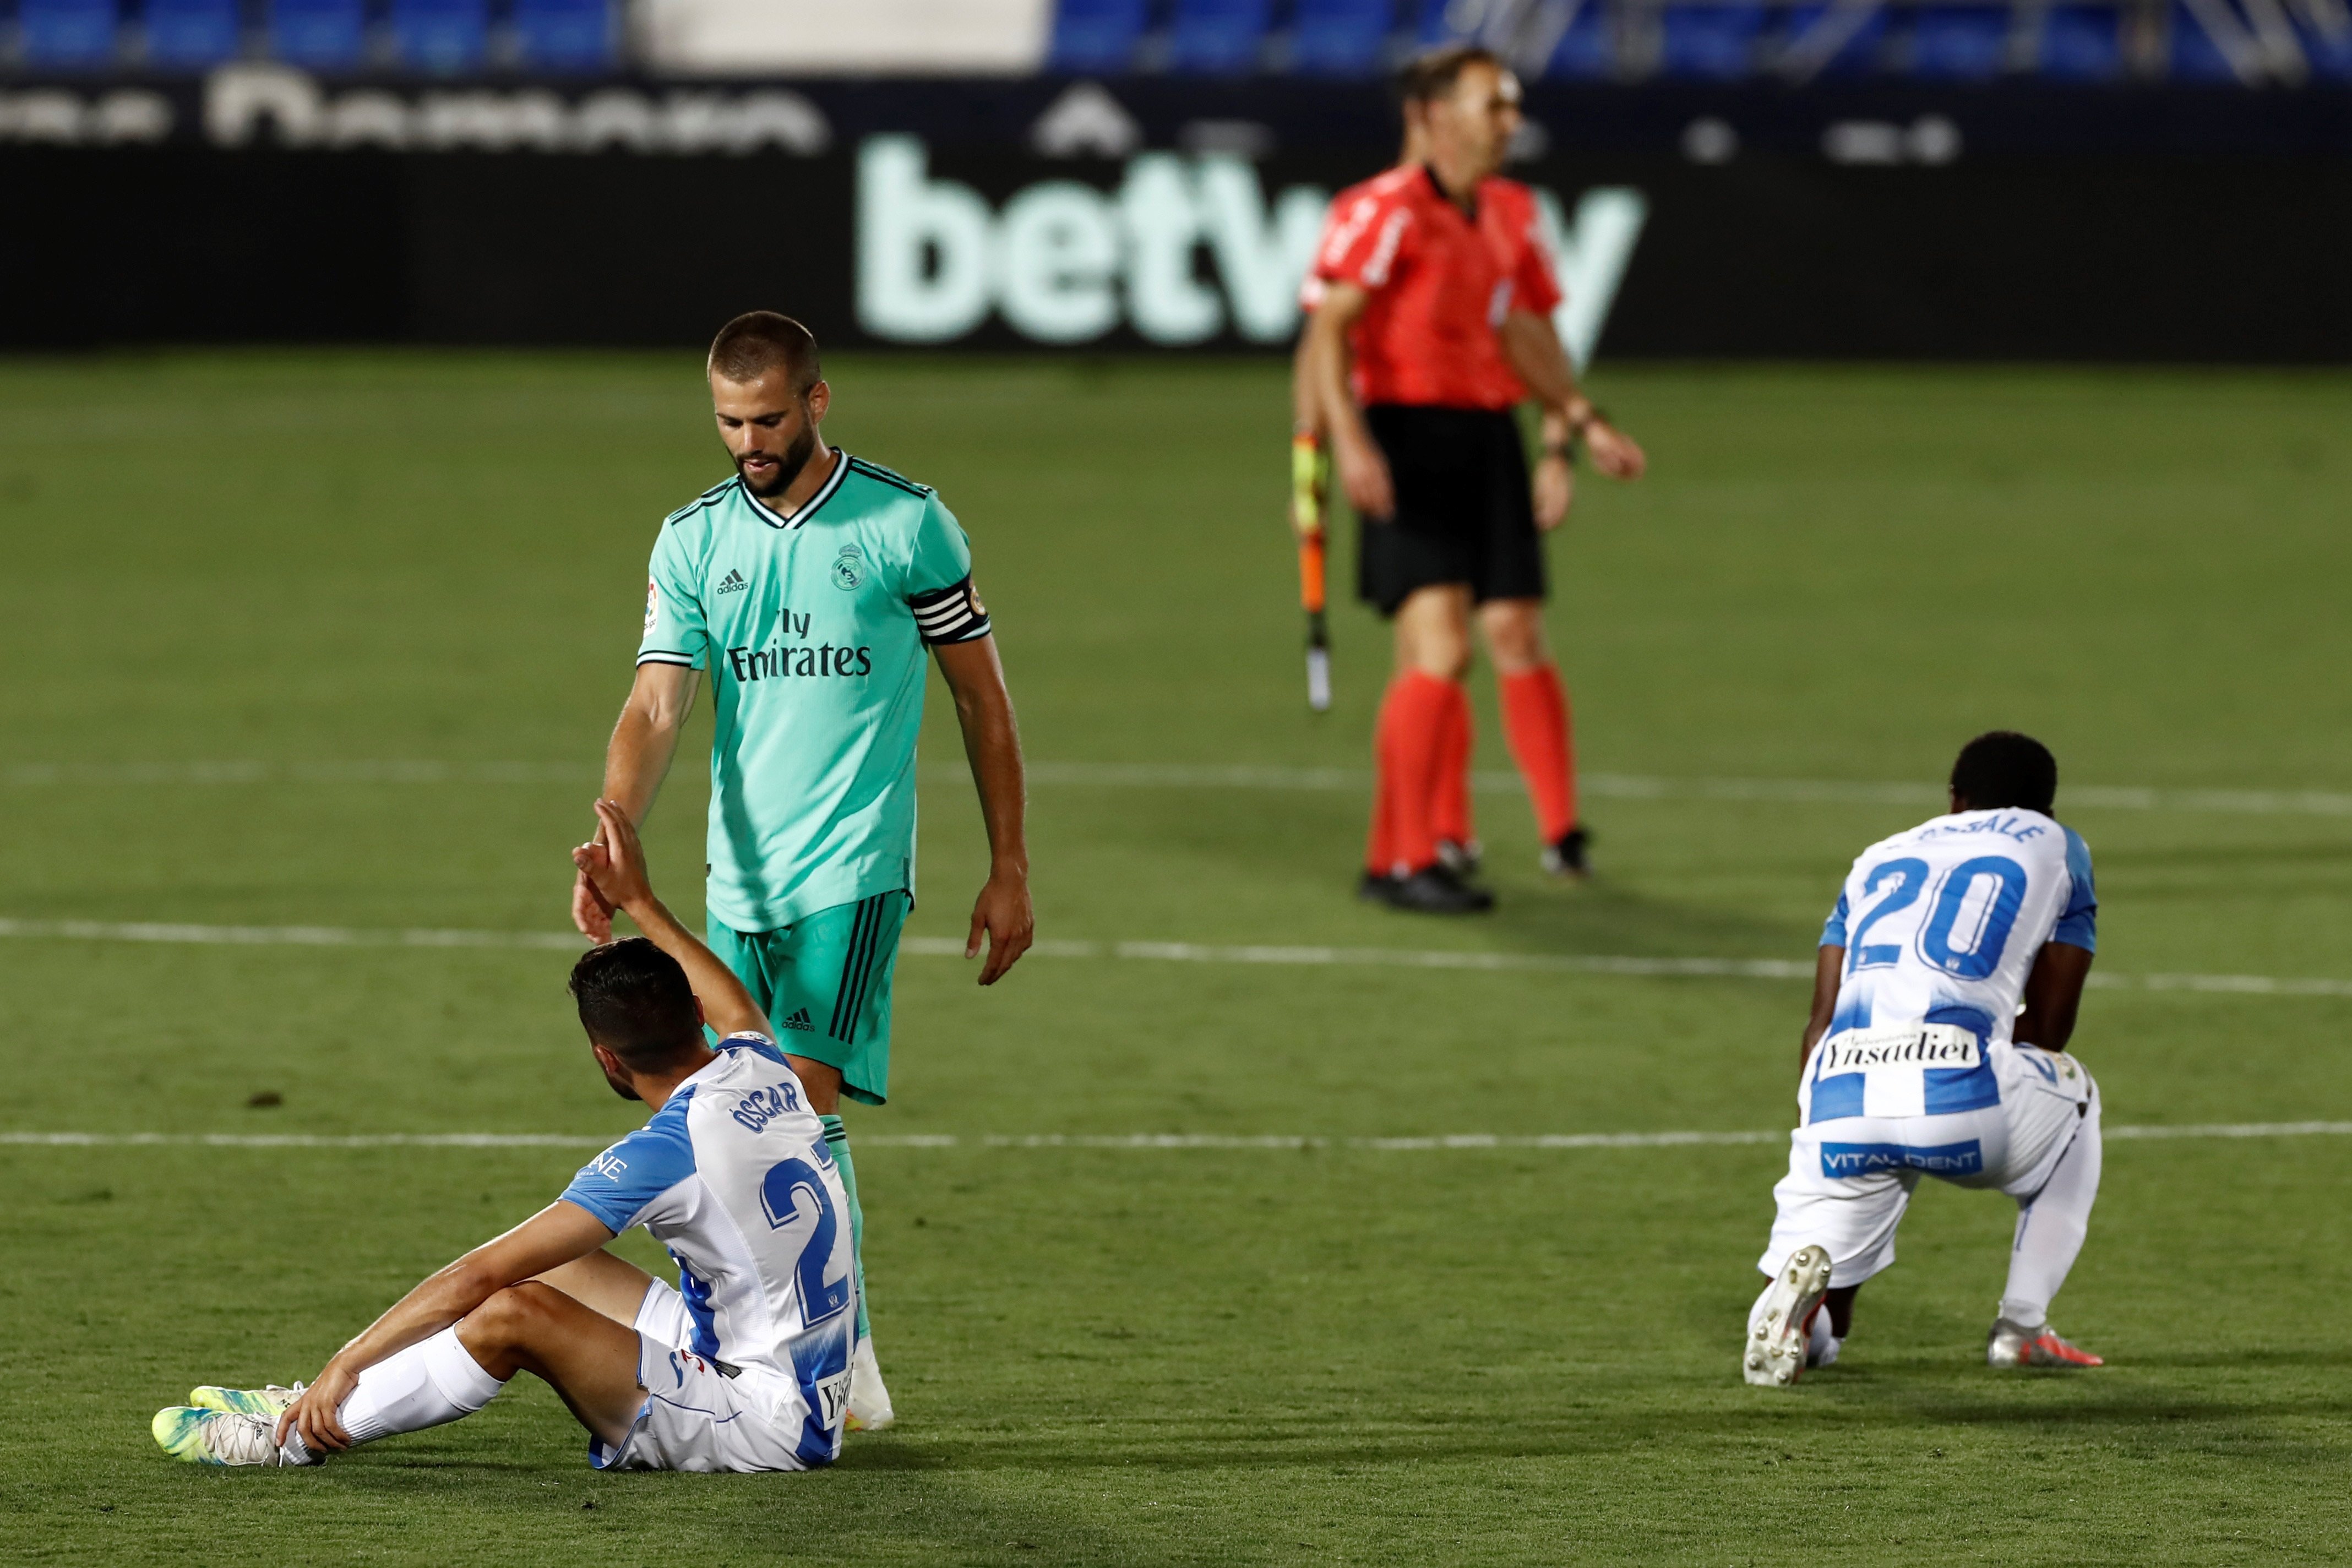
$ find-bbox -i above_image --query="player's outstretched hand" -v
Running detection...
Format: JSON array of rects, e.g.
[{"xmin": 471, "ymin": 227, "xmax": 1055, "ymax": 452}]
[
  {"xmin": 573, "ymin": 799, "xmax": 656, "ymax": 919},
  {"xmin": 966, "ymin": 867, "xmax": 1033, "ymax": 986},
  {"xmin": 1533, "ymin": 450, "xmax": 1575, "ymax": 531},
  {"xmin": 1335, "ymin": 432, "xmax": 1396, "ymax": 522},
  {"xmin": 279, "ymin": 1360, "xmax": 359, "ymax": 1456},
  {"xmin": 572, "ymin": 867, "xmax": 614, "ymax": 943},
  {"xmin": 1586, "ymin": 421, "xmax": 1647, "ymax": 481}
]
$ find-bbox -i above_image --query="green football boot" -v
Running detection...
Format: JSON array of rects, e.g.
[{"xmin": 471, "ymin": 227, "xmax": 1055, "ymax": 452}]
[
  {"xmin": 188, "ymin": 1381, "xmax": 304, "ymax": 1418},
  {"xmin": 151, "ymin": 1406, "xmax": 306, "ymax": 1467}
]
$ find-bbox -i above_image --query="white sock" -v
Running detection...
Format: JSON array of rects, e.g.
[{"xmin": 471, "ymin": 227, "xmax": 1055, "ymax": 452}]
[
  {"xmin": 1807, "ymin": 1305, "xmax": 1841, "ymax": 1368},
  {"xmin": 335, "ymin": 1327, "xmax": 509, "ymax": 1446},
  {"xmin": 2001, "ymin": 1097, "xmax": 2103, "ymax": 1330}
]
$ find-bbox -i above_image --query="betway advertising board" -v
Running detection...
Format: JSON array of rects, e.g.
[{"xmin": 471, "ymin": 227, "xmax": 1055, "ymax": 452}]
[
  {"xmin": 5, "ymin": 73, "xmax": 2348, "ymax": 358},
  {"xmin": 854, "ymin": 136, "xmax": 1647, "ymax": 365}
]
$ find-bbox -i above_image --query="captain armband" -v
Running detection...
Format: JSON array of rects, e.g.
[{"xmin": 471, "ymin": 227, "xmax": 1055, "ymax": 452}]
[{"xmin": 910, "ymin": 575, "xmax": 993, "ymax": 646}]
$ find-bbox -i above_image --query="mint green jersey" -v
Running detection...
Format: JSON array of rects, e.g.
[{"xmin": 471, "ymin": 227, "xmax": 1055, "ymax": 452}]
[{"xmin": 636, "ymin": 453, "xmax": 992, "ymax": 932}]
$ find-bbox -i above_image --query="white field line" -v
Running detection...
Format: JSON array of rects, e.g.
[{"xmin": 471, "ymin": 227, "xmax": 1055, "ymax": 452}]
[
  {"xmin": 3, "ymin": 917, "xmax": 2350, "ymax": 1000},
  {"xmin": 5, "ymin": 759, "xmax": 2349, "ymax": 817},
  {"xmin": 6, "ymin": 1124, "xmax": 2350, "ymax": 1152}
]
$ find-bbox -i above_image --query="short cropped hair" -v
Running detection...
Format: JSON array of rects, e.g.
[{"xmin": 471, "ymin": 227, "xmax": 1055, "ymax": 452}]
[
  {"xmin": 1398, "ymin": 43, "xmax": 1503, "ymax": 105},
  {"xmin": 708, "ymin": 311, "xmax": 821, "ymax": 394},
  {"xmin": 1950, "ymin": 731, "xmax": 2059, "ymax": 815},
  {"xmin": 569, "ymin": 938, "xmax": 702, "ymax": 1071}
]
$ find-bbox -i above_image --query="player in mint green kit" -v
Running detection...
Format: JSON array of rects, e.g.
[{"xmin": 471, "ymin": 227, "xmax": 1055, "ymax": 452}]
[{"xmin": 574, "ymin": 312, "xmax": 1034, "ymax": 1433}]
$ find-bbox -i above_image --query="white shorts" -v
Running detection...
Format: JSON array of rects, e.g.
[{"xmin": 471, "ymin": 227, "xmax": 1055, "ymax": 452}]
[
  {"xmin": 587, "ymin": 1280, "xmax": 851, "ymax": 1473},
  {"xmin": 1757, "ymin": 1042, "xmax": 2097, "ymax": 1288}
]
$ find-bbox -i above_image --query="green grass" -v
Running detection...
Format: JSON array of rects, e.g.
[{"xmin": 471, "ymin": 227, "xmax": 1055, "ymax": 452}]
[{"xmin": 1, "ymin": 352, "xmax": 2349, "ymax": 1565}]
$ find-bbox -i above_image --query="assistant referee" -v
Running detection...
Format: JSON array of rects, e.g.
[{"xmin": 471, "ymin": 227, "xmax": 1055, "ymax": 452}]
[
  {"xmin": 571, "ymin": 312, "xmax": 1035, "ymax": 1430},
  {"xmin": 1305, "ymin": 46, "xmax": 1646, "ymax": 913}
]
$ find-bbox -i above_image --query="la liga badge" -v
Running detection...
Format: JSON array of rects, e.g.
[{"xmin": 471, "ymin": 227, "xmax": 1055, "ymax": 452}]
[{"xmin": 644, "ymin": 578, "xmax": 658, "ymax": 631}]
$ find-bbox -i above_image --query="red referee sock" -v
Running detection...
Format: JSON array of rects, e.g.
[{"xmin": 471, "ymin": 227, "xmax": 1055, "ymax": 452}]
[
  {"xmin": 1364, "ymin": 754, "xmax": 1395, "ymax": 876},
  {"xmin": 1370, "ymin": 669, "xmax": 1453, "ymax": 876},
  {"xmin": 1500, "ymin": 662, "xmax": 1578, "ymax": 843},
  {"xmin": 1431, "ymin": 678, "xmax": 1475, "ymax": 851}
]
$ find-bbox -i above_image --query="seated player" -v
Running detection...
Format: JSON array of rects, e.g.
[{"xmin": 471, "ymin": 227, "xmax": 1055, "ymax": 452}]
[
  {"xmin": 151, "ymin": 800, "xmax": 860, "ymax": 1469},
  {"xmin": 1746, "ymin": 731, "xmax": 2105, "ymax": 1387}
]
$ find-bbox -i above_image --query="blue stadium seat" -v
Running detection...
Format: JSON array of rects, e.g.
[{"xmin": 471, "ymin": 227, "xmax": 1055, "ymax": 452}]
[
  {"xmin": 2169, "ymin": 0, "xmax": 2245, "ymax": 78},
  {"xmin": 20, "ymin": 0, "xmax": 120, "ymax": 66},
  {"xmin": 1411, "ymin": 0, "xmax": 1467, "ymax": 44},
  {"xmin": 269, "ymin": 0, "xmax": 366, "ymax": 65},
  {"xmin": 1658, "ymin": 2, "xmax": 1765, "ymax": 78},
  {"xmin": 1776, "ymin": 1, "xmax": 1890, "ymax": 76},
  {"xmin": 513, "ymin": 0, "xmax": 611, "ymax": 68},
  {"xmin": 2293, "ymin": 13, "xmax": 2352, "ymax": 78},
  {"xmin": 1291, "ymin": 0, "xmax": 1392, "ymax": 76},
  {"xmin": 1169, "ymin": 0, "xmax": 1270, "ymax": 73},
  {"xmin": 2036, "ymin": 3, "xmax": 2120, "ymax": 78},
  {"xmin": 1049, "ymin": 0, "xmax": 1150, "ymax": 71},
  {"xmin": 1545, "ymin": 0, "xmax": 1616, "ymax": 77},
  {"xmin": 391, "ymin": 0, "xmax": 484, "ymax": 70},
  {"xmin": 1910, "ymin": 4, "xmax": 2009, "ymax": 78},
  {"xmin": 145, "ymin": 0, "xmax": 241, "ymax": 67}
]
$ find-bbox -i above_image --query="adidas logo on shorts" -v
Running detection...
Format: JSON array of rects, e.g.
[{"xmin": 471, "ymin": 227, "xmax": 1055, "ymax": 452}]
[{"xmin": 782, "ymin": 1007, "xmax": 815, "ymax": 1032}]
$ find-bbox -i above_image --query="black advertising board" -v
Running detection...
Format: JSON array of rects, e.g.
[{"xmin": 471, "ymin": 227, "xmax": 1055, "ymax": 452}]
[{"xmin": 2, "ymin": 70, "xmax": 2349, "ymax": 358}]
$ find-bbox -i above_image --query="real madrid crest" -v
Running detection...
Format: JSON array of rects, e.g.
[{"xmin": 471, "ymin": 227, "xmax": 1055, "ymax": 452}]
[{"xmin": 831, "ymin": 545, "xmax": 865, "ymax": 591}]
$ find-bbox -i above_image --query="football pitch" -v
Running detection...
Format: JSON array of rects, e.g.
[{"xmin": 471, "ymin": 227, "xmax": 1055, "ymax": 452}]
[{"xmin": 3, "ymin": 351, "xmax": 2350, "ymax": 1565}]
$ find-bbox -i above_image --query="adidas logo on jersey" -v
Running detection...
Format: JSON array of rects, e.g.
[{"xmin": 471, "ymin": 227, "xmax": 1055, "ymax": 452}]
[
  {"xmin": 717, "ymin": 569, "xmax": 748, "ymax": 595},
  {"xmin": 782, "ymin": 1008, "xmax": 815, "ymax": 1032}
]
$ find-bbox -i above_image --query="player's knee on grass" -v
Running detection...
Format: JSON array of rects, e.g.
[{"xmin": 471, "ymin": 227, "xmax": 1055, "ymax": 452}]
[{"xmin": 455, "ymin": 1281, "xmax": 572, "ymax": 1374}]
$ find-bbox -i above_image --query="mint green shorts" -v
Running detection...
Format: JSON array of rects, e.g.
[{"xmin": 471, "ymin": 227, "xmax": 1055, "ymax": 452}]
[{"xmin": 706, "ymin": 891, "xmax": 907, "ymax": 1106}]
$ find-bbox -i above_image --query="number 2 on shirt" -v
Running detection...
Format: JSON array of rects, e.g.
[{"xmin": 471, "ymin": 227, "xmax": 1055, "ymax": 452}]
[
  {"xmin": 1846, "ymin": 857, "xmax": 1929, "ymax": 972},
  {"xmin": 759, "ymin": 1157, "xmax": 854, "ymax": 1327}
]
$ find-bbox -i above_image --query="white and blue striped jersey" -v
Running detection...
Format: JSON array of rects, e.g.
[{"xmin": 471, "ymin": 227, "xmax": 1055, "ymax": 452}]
[
  {"xmin": 1812, "ymin": 809, "xmax": 2097, "ymax": 1121},
  {"xmin": 559, "ymin": 1035, "xmax": 857, "ymax": 1466}
]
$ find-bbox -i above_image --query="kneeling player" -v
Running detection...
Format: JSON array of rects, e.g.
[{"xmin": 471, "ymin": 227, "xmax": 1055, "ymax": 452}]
[
  {"xmin": 1746, "ymin": 731, "xmax": 2105, "ymax": 1387},
  {"xmin": 152, "ymin": 801, "xmax": 859, "ymax": 1469}
]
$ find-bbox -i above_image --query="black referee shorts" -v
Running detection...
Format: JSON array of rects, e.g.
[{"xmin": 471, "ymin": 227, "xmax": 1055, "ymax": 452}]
[{"xmin": 1357, "ymin": 404, "xmax": 1544, "ymax": 618}]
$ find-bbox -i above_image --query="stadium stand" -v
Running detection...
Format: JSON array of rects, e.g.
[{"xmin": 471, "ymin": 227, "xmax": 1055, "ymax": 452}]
[
  {"xmin": 144, "ymin": 0, "xmax": 243, "ymax": 67},
  {"xmin": 268, "ymin": 0, "xmax": 369, "ymax": 67},
  {"xmin": 1048, "ymin": 0, "xmax": 1153, "ymax": 70},
  {"xmin": 513, "ymin": 0, "xmax": 615, "ymax": 67},
  {"xmin": 21, "ymin": 0, "xmax": 120, "ymax": 67},
  {"xmin": 1659, "ymin": 3, "xmax": 1768, "ymax": 79},
  {"xmin": 2039, "ymin": 2, "xmax": 2124, "ymax": 78},
  {"xmin": 1546, "ymin": 3, "xmax": 1616, "ymax": 76},
  {"xmin": 1909, "ymin": 3, "xmax": 2013, "ymax": 78},
  {"xmin": 0, "ymin": 0, "xmax": 2343, "ymax": 88},
  {"xmin": 1291, "ymin": 0, "xmax": 1394, "ymax": 74},
  {"xmin": 392, "ymin": 0, "xmax": 491, "ymax": 72},
  {"xmin": 1170, "ymin": 0, "xmax": 1271, "ymax": 71},
  {"xmin": 2304, "ymin": 12, "xmax": 2352, "ymax": 77}
]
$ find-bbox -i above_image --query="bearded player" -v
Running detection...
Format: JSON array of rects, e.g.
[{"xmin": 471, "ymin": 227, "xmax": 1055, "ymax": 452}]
[
  {"xmin": 1746, "ymin": 732, "xmax": 2108, "ymax": 1387},
  {"xmin": 1305, "ymin": 46, "xmax": 1646, "ymax": 914},
  {"xmin": 571, "ymin": 312, "xmax": 1035, "ymax": 1430}
]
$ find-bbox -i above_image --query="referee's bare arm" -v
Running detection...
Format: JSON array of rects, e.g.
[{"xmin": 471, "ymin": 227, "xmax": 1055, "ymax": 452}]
[
  {"xmin": 933, "ymin": 634, "xmax": 1034, "ymax": 985},
  {"xmin": 1495, "ymin": 310, "xmax": 1647, "ymax": 482},
  {"xmin": 1303, "ymin": 281, "xmax": 1392, "ymax": 520},
  {"xmin": 573, "ymin": 661, "xmax": 701, "ymax": 942}
]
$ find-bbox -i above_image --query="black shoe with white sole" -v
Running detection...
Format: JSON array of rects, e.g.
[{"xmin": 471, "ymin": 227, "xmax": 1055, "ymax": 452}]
[
  {"xmin": 1540, "ymin": 826, "xmax": 1593, "ymax": 879},
  {"xmin": 1384, "ymin": 864, "xmax": 1495, "ymax": 914},
  {"xmin": 1435, "ymin": 837, "xmax": 1482, "ymax": 877}
]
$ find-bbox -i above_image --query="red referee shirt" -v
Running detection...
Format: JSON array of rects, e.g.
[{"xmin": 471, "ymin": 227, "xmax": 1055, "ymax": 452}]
[{"xmin": 1311, "ymin": 165, "xmax": 1562, "ymax": 412}]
